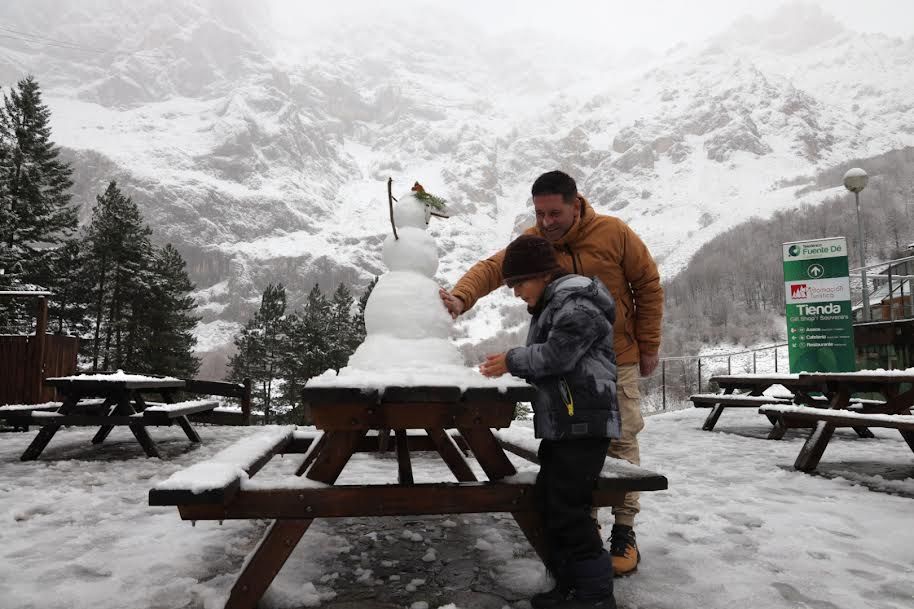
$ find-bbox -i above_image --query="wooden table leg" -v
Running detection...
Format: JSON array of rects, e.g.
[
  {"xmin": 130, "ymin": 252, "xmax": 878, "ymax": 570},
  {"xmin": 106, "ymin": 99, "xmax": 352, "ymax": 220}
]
[
  {"xmin": 227, "ymin": 430, "xmax": 363, "ymax": 609},
  {"xmin": 702, "ymin": 405, "xmax": 726, "ymax": 431},
  {"xmin": 295, "ymin": 433, "xmax": 327, "ymax": 477},
  {"xmin": 378, "ymin": 427, "xmax": 391, "ymax": 452},
  {"xmin": 306, "ymin": 430, "xmax": 365, "ymax": 484},
  {"xmin": 20, "ymin": 392, "xmax": 82, "ymax": 460},
  {"xmin": 224, "ymin": 519, "xmax": 313, "ymax": 609},
  {"xmin": 20, "ymin": 424, "xmax": 62, "ymax": 461},
  {"xmin": 458, "ymin": 427, "xmax": 516, "ymax": 480},
  {"xmin": 426, "ymin": 428, "xmax": 476, "ymax": 482},
  {"xmin": 795, "ymin": 420, "xmax": 836, "ymax": 472},
  {"xmin": 511, "ymin": 509, "xmax": 548, "ymax": 564},
  {"xmin": 394, "ymin": 430, "xmax": 414, "ymax": 485},
  {"xmin": 176, "ymin": 415, "xmax": 201, "ymax": 442},
  {"xmin": 118, "ymin": 394, "xmax": 161, "ymax": 458},
  {"xmin": 767, "ymin": 415, "xmax": 788, "ymax": 440},
  {"xmin": 91, "ymin": 426, "xmax": 115, "ymax": 444},
  {"xmin": 129, "ymin": 423, "xmax": 161, "ymax": 458},
  {"xmin": 851, "ymin": 426, "xmax": 876, "ymax": 439},
  {"xmin": 900, "ymin": 430, "xmax": 914, "ymax": 454},
  {"xmin": 90, "ymin": 398, "xmax": 118, "ymax": 444}
]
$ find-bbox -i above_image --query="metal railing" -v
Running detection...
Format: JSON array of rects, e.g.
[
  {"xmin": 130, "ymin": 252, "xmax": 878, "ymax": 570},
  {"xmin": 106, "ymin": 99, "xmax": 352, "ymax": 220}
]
[
  {"xmin": 850, "ymin": 255, "xmax": 914, "ymax": 323},
  {"xmin": 641, "ymin": 343, "xmax": 788, "ymax": 413}
]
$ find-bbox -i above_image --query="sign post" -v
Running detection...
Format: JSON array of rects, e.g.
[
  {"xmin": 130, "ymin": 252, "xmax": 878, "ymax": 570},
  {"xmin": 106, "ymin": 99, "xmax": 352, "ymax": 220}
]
[{"xmin": 783, "ymin": 237, "xmax": 856, "ymax": 373}]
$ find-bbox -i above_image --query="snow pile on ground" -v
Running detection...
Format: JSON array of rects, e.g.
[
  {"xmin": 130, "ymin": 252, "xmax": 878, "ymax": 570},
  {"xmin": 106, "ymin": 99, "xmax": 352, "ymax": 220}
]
[{"xmin": 0, "ymin": 406, "xmax": 912, "ymax": 608}]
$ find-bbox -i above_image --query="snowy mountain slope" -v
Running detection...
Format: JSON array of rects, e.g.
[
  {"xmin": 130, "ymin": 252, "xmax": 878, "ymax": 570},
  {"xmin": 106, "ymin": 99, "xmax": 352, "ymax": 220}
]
[{"xmin": 2, "ymin": 1, "xmax": 912, "ymax": 357}]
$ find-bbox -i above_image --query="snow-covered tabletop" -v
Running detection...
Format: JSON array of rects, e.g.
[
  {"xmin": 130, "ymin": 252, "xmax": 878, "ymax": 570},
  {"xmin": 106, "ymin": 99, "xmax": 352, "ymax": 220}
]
[{"xmin": 46, "ymin": 370, "xmax": 184, "ymax": 390}]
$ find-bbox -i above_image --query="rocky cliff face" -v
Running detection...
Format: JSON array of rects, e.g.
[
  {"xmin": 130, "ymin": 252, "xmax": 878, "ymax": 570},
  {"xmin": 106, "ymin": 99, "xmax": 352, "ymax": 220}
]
[{"xmin": 2, "ymin": 1, "xmax": 912, "ymax": 353}]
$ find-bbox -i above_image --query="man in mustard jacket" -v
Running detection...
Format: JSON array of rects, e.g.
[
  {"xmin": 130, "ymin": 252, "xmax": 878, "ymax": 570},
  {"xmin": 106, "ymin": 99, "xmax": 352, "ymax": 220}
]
[{"xmin": 440, "ymin": 170, "xmax": 663, "ymax": 576}]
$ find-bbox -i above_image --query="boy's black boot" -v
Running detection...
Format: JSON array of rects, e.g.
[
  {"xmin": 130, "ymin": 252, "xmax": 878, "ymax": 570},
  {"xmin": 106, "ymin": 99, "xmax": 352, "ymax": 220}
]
[
  {"xmin": 552, "ymin": 551, "xmax": 616, "ymax": 609},
  {"xmin": 532, "ymin": 561, "xmax": 573, "ymax": 609},
  {"xmin": 531, "ymin": 582, "xmax": 573, "ymax": 609},
  {"xmin": 608, "ymin": 524, "xmax": 640, "ymax": 576}
]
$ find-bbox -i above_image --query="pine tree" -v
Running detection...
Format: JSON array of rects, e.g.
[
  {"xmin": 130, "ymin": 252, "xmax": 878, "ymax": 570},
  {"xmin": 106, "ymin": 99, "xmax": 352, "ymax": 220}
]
[
  {"xmin": 280, "ymin": 285, "xmax": 332, "ymax": 417},
  {"xmin": 327, "ymin": 283, "xmax": 357, "ymax": 369},
  {"xmin": 82, "ymin": 181, "xmax": 154, "ymax": 371},
  {"xmin": 134, "ymin": 244, "xmax": 201, "ymax": 378},
  {"xmin": 228, "ymin": 284, "xmax": 286, "ymax": 424},
  {"xmin": 45, "ymin": 238, "xmax": 91, "ymax": 335},
  {"xmin": 352, "ymin": 276, "xmax": 378, "ymax": 344},
  {"xmin": 0, "ymin": 76, "xmax": 76, "ymax": 283}
]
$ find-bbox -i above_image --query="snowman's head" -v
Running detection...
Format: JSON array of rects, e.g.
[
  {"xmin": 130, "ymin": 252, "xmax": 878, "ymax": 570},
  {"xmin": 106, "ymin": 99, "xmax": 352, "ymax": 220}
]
[{"xmin": 393, "ymin": 193, "xmax": 430, "ymax": 229}]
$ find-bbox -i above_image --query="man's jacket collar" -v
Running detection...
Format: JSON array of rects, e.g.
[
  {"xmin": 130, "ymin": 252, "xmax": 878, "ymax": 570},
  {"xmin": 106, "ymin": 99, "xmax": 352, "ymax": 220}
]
[{"xmin": 533, "ymin": 195, "xmax": 596, "ymax": 247}]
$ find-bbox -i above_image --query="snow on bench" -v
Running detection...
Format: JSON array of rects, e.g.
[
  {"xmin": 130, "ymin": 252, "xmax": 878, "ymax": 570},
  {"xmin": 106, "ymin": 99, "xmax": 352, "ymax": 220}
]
[
  {"xmin": 142, "ymin": 399, "xmax": 219, "ymax": 422},
  {"xmin": 149, "ymin": 427, "xmax": 323, "ymax": 505},
  {"xmin": 0, "ymin": 398, "xmax": 109, "ymax": 415},
  {"xmin": 690, "ymin": 393, "xmax": 793, "ymax": 407},
  {"xmin": 758, "ymin": 405, "xmax": 914, "ymax": 430},
  {"xmin": 493, "ymin": 427, "xmax": 668, "ymax": 496},
  {"xmin": 0, "ymin": 402, "xmax": 61, "ymax": 413}
]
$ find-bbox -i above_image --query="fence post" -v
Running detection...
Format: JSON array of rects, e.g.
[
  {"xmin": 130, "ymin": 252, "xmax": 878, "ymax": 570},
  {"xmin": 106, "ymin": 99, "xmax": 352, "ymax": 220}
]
[
  {"xmin": 727, "ymin": 356, "xmax": 732, "ymax": 375},
  {"xmin": 661, "ymin": 360, "xmax": 666, "ymax": 410},
  {"xmin": 697, "ymin": 358, "xmax": 702, "ymax": 393},
  {"xmin": 774, "ymin": 347, "xmax": 778, "ymax": 373},
  {"xmin": 888, "ymin": 264, "xmax": 895, "ymax": 322},
  {"xmin": 241, "ymin": 378, "xmax": 252, "ymax": 425},
  {"xmin": 901, "ymin": 261, "xmax": 908, "ymax": 318},
  {"xmin": 753, "ymin": 351, "xmax": 757, "ymax": 373}
]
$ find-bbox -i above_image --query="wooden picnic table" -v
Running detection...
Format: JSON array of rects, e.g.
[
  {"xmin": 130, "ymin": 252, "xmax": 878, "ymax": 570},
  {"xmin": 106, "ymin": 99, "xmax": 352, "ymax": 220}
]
[
  {"xmin": 782, "ymin": 372, "xmax": 914, "ymax": 471},
  {"xmin": 149, "ymin": 384, "xmax": 668, "ymax": 609},
  {"xmin": 697, "ymin": 374, "xmax": 877, "ymax": 439},
  {"xmin": 11, "ymin": 375, "xmax": 217, "ymax": 460}
]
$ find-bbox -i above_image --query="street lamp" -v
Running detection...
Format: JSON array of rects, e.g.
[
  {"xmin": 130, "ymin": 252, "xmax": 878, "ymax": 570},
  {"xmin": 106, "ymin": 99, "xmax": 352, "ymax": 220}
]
[{"xmin": 843, "ymin": 167, "xmax": 870, "ymax": 321}]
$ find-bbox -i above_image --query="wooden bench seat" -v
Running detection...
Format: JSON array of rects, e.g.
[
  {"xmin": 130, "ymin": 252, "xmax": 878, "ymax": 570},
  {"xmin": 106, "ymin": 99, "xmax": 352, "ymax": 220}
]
[
  {"xmin": 493, "ymin": 430, "xmax": 668, "ymax": 506},
  {"xmin": 142, "ymin": 400, "xmax": 219, "ymax": 423},
  {"xmin": 150, "ymin": 428, "xmax": 668, "ymax": 515},
  {"xmin": 689, "ymin": 393, "xmax": 793, "ymax": 431},
  {"xmin": 690, "ymin": 393, "xmax": 793, "ymax": 407},
  {"xmin": 759, "ymin": 405, "xmax": 914, "ymax": 471},
  {"xmin": 759, "ymin": 405, "xmax": 914, "ymax": 431}
]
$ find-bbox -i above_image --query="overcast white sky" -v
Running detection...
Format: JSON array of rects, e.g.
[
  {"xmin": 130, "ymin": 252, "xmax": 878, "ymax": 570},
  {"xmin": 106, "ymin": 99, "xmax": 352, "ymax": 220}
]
[{"xmin": 271, "ymin": 0, "xmax": 914, "ymax": 52}]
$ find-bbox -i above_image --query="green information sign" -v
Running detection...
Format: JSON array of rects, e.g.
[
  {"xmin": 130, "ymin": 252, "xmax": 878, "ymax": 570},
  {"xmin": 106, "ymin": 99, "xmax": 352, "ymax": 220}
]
[{"xmin": 783, "ymin": 237, "xmax": 856, "ymax": 373}]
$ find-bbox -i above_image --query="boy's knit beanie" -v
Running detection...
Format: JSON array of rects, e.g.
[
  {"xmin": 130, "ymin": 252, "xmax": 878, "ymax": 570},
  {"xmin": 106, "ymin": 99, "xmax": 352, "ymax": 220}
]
[{"xmin": 502, "ymin": 234, "xmax": 562, "ymax": 287}]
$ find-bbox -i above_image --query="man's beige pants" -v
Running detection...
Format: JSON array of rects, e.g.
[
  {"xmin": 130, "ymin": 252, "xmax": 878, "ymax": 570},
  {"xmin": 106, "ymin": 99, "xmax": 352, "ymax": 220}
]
[{"xmin": 594, "ymin": 363, "xmax": 643, "ymax": 528}]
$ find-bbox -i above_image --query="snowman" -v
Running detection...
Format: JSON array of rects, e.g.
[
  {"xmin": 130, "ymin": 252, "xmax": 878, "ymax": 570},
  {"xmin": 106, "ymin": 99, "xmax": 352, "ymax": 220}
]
[
  {"xmin": 309, "ymin": 181, "xmax": 514, "ymax": 388},
  {"xmin": 345, "ymin": 181, "xmax": 463, "ymax": 373}
]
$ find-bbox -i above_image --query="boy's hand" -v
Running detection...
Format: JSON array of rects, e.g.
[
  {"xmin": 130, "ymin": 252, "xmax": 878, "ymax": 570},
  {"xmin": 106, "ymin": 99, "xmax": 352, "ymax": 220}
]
[{"xmin": 480, "ymin": 353, "xmax": 508, "ymax": 377}]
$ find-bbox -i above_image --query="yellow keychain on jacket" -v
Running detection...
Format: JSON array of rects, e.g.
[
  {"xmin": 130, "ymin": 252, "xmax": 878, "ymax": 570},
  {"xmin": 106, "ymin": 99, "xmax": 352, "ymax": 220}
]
[{"xmin": 559, "ymin": 378, "xmax": 574, "ymax": 416}]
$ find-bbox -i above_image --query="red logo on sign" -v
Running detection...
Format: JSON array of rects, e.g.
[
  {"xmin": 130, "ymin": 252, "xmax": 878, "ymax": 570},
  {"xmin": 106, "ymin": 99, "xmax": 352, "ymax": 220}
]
[{"xmin": 791, "ymin": 284, "xmax": 808, "ymax": 299}]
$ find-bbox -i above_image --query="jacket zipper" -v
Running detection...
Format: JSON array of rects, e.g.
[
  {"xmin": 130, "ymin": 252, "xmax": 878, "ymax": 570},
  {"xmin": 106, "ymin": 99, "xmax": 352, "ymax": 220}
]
[{"xmin": 565, "ymin": 244, "xmax": 579, "ymax": 274}]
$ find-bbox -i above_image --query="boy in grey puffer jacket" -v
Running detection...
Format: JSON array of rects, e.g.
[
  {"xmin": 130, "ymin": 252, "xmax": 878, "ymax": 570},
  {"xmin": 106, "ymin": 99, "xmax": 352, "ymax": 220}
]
[{"xmin": 480, "ymin": 234, "xmax": 619, "ymax": 609}]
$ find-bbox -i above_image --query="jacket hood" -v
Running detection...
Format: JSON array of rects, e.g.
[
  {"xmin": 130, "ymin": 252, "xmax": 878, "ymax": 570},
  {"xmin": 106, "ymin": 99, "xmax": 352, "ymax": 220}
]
[{"xmin": 544, "ymin": 274, "xmax": 616, "ymax": 323}]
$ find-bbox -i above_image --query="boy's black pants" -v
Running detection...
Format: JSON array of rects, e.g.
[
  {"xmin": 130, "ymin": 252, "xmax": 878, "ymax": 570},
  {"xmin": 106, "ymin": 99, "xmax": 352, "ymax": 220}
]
[{"xmin": 535, "ymin": 437, "xmax": 612, "ymax": 579}]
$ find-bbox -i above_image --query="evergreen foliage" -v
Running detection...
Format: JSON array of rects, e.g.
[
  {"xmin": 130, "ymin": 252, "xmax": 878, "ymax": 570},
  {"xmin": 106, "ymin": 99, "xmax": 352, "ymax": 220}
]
[
  {"xmin": 229, "ymin": 279, "xmax": 377, "ymax": 423},
  {"xmin": 45, "ymin": 238, "xmax": 90, "ymax": 335},
  {"xmin": 327, "ymin": 283, "xmax": 358, "ymax": 369},
  {"xmin": 352, "ymin": 276, "xmax": 378, "ymax": 344},
  {"xmin": 228, "ymin": 283, "xmax": 287, "ymax": 424},
  {"xmin": 0, "ymin": 76, "xmax": 76, "ymax": 280},
  {"xmin": 82, "ymin": 181, "xmax": 154, "ymax": 371},
  {"xmin": 136, "ymin": 244, "xmax": 201, "ymax": 378}
]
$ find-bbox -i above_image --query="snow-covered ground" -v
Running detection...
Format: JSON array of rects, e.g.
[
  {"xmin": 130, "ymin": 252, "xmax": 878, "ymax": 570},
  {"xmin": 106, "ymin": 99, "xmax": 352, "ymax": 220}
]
[{"xmin": 1, "ymin": 406, "xmax": 912, "ymax": 609}]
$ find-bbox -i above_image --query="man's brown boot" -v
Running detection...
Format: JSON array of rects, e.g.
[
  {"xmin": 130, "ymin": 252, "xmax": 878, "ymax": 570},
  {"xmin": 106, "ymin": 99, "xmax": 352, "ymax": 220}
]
[{"xmin": 608, "ymin": 525, "xmax": 640, "ymax": 576}]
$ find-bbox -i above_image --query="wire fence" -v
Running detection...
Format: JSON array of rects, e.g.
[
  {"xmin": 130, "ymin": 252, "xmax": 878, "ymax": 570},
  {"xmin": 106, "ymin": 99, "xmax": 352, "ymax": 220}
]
[{"xmin": 641, "ymin": 343, "xmax": 788, "ymax": 414}]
